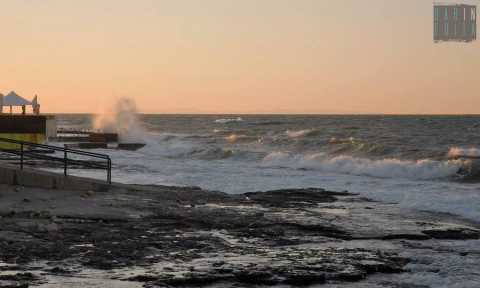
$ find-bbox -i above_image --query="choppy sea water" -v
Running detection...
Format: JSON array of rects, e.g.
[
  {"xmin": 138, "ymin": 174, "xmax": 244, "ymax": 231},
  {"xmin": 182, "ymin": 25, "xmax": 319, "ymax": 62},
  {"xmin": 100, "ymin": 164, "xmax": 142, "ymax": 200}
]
[{"xmin": 54, "ymin": 115, "xmax": 480, "ymax": 221}]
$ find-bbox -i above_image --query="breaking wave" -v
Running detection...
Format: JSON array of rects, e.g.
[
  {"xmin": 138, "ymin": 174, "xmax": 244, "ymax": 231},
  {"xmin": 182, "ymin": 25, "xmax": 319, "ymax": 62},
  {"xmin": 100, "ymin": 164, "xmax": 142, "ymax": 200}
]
[
  {"xmin": 224, "ymin": 134, "xmax": 251, "ymax": 143},
  {"xmin": 329, "ymin": 137, "xmax": 357, "ymax": 144},
  {"xmin": 188, "ymin": 147, "xmax": 235, "ymax": 160},
  {"xmin": 214, "ymin": 117, "xmax": 243, "ymax": 124},
  {"xmin": 262, "ymin": 152, "xmax": 463, "ymax": 180},
  {"xmin": 327, "ymin": 137, "xmax": 388, "ymax": 156},
  {"xmin": 285, "ymin": 129, "xmax": 320, "ymax": 138},
  {"xmin": 448, "ymin": 147, "xmax": 480, "ymax": 158},
  {"xmin": 136, "ymin": 132, "xmax": 259, "ymax": 161}
]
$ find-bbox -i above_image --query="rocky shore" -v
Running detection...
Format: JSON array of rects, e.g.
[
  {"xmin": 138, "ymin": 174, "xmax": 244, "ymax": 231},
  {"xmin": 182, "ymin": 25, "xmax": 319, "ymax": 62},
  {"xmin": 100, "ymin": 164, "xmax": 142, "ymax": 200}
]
[{"xmin": 0, "ymin": 182, "xmax": 479, "ymax": 287}]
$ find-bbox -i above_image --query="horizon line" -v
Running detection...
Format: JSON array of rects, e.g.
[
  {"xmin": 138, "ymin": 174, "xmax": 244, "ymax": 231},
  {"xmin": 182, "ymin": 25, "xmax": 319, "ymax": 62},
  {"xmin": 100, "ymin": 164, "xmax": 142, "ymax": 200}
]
[{"xmin": 45, "ymin": 112, "xmax": 480, "ymax": 116}]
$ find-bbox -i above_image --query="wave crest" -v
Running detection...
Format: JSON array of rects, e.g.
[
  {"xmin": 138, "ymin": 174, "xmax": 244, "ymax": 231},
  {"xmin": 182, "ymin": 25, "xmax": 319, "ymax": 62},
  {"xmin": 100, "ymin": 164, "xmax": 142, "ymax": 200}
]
[
  {"xmin": 285, "ymin": 129, "xmax": 319, "ymax": 138},
  {"xmin": 214, "ymin": 117, "xmax": 243, "ymax": 124},
  {"xmin": 262, "ymin": 152, "xmax": 463, "ymax": 180},
  {"xmin": 448, "ymin": 147, "xmax": 480, "ymax": 159},
  {"xmin": 225, "ymin": 134, "xmax": 250, "ymax": 143}
]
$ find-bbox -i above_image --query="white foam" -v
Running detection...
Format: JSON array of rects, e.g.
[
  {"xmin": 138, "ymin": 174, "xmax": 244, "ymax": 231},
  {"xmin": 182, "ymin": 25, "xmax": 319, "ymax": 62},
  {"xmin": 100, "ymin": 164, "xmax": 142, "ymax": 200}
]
[
  {"xmin": 285, "ymin": 129, "xmax": 313, "ymax": 138},
  {"xmin": 224, "ymin": 134, "xmax": 248, "ymax": 143},
  {"xmin": 329, "ymin": 137, "xmax": 356, "ymax": 144},
  {"xmin": 262, "ymin": 152, "xmax": 462, "ymax": 180},
  {"xmin": 448, "ymin": 147, "xmax": 480, "ymax": 158},
  {"xmin": 214, "ymin": 117, "xmax": 243, "ymax": 124}
]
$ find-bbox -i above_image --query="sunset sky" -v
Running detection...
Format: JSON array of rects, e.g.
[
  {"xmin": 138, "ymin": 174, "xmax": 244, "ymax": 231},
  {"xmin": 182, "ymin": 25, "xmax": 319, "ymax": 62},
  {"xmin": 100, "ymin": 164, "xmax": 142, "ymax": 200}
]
[{"xmin": 1, "ymin": 0, "xmax": 479, "ymax": 114}]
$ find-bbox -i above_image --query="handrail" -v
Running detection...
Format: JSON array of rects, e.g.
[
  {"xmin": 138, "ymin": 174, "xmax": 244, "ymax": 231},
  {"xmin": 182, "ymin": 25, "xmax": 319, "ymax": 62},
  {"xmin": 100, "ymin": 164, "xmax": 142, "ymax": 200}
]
[
  {"xmin": 0, "ymin": 138, "xmax": 110, "ymax": 158},
  {"xmin": 0, "ymin": 137, "xmax": 112, "ymax": 184}
]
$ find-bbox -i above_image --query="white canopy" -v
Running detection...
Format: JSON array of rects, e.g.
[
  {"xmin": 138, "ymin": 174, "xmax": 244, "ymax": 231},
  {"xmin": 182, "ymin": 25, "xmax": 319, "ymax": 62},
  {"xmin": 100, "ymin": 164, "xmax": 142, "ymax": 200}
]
[
  {"xmin": 32, "ymin": 95, "xmax": 39, "ymax": 106},
  {"xmin": 3, "ymin": 91, "xmax": 32, "ymax": 106}
]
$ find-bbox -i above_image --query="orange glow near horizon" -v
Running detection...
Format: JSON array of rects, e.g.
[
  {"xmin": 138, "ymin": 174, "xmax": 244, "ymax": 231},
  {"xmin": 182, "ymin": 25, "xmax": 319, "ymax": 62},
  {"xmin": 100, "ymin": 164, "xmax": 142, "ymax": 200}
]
[{"xmin": 0, "ymin": 0, "xmax": 479, "ymax": 114}]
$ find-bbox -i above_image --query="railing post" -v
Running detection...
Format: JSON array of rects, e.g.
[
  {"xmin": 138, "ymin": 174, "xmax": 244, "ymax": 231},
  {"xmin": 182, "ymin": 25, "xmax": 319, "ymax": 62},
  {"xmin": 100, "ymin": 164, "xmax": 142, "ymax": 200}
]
[
  {"xmin": 107, "ymin": 158, "xmax": 112, "ymax": 184},
  {"xmin": 64, "ymin": 146, "xmax": 68, "ymax": 177},
  {"xmin": 20, "ymin": 143, "xmax": 24, "ymax": 170}
]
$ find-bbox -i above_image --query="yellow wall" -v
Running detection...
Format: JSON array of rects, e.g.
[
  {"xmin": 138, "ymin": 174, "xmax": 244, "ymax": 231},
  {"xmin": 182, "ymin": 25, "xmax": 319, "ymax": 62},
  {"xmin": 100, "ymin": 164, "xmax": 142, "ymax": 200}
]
[{"xmin": 0, "ymin": 134, "xmax": 45, "ymax": 149}]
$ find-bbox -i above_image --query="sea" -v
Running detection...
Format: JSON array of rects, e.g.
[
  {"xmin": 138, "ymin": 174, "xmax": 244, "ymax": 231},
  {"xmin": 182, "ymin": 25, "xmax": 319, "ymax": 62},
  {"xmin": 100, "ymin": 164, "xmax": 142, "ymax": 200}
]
[{"xmin": 55, "ymin": 114, "xmax": 480, "ymax": 221}]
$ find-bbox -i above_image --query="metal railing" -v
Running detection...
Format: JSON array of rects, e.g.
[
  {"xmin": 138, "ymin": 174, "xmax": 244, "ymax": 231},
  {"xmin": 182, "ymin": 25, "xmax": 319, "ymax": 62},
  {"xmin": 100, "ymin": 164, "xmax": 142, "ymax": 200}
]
[{"xmin": 0, "ymin": 137, "xmax": 112, "ymax": 184}]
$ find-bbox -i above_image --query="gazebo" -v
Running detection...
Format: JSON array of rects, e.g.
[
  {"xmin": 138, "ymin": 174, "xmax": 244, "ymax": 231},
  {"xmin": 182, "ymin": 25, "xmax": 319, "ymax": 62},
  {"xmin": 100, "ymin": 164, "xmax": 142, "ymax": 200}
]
[{"xmin": 0, "ymin": 91, "xmax": 40, "ymax": 115}]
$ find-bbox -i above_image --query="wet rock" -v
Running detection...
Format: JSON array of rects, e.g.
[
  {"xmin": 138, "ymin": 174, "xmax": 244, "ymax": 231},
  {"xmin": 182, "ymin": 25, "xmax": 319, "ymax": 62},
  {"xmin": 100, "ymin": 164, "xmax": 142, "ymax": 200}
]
[
  {"xmin": 0, "ymin": 186, "xmax": 478, "ymax": 287},
  {"xmin": 0, "ymin": 272, "xmax": 39, "ymax": 288},
  {"xmin": 0, "ymin": 281, "xmax": 28, "ymax": 288},
  {"xmin": 127, "ymin": 275, "xmax": 159, "ymax": 282},
  {"xmin": 0, "ymin": 273, "xmax": 38, "ymax": 282},
  {"xmin": 281, "ymin": 271, "xmax": 326, "ymax": 286},
  {"xmin": 46, "ymin": 267, "xmax": 72, "ymax": 274},
  {"xmin": 157, "ymin": 273, "xmax": 231, "ymax": 286},
  {"xmin": 244, "ymin": 188, "xmax": 353, "ymax": 208},
  {"xmin": 37, "ymin": 222, "xmax": 59, "ymax": 233},
  {"xmin": 423, "ymin": 228, "xmax": 480, "ymax": 240},
  {"xmin": 233, "ymin": 271, "xmax": 277, "ymax": 285},
  {"xmin": 81, "ymin": 190, "xmax": 95, "ymax": 198}
]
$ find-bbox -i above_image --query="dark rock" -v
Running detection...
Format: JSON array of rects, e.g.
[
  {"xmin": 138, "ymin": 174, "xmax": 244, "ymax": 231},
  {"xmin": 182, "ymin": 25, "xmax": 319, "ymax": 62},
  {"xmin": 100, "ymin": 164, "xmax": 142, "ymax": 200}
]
[
  {"xmin": 46, "ymin": 267, "xmax": 71, "ymax": 274},
  {"xmin": 159, "ymin": 273, "xmax": 231, "ymax": 286},
  {"xmin": 423, "ymin": 228, "xmax": 480, "ymax": 240},
  {"xmin": 0, "ymin": 273, "xmax": 38, "ymax": 282},
  {"xmin": 244, "ymin": 188, "xmax": 353, "ymax": 208},
  {"xmin": 382, "ymin": 234, "xmax": 431, "ymax": 241},
  {"xmin": 282, "ymin": 271, "xmax": 326, "ymax": 285},
  {"xmin": 0, "ymin": 281, "xmax": 29, "ymax": 288},
  {"xmin": 234, "ymin": 271, "xmax": 277, "ymax": 285},
  {"xmin": 127, "ymin": 275, "xmax": 159, "ymax": 282},
  {"xmin": 1, "ymin": 186, "xmax": 477, "ymax": 287}
]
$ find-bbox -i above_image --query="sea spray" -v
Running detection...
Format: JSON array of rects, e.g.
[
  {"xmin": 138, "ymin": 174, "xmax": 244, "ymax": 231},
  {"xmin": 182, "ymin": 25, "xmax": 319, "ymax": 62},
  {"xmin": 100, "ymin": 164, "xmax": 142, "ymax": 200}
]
[{"xmin": 93, "ymin": 97, "xmax": 146, "ymax": 142}]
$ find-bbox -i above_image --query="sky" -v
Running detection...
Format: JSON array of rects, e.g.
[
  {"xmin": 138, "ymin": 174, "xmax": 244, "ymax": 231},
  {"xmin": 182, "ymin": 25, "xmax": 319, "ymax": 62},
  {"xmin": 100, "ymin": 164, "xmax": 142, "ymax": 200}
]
[{"xmin": 0, "ymin": 0, "xmax": 479, "ymax": 114}]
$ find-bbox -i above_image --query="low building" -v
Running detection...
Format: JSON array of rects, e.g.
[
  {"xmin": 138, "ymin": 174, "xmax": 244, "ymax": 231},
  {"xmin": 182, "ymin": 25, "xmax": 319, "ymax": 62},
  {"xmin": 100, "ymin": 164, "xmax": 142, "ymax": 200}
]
[{"xmin": 0, "ymin": 91, "xmax": 56, "ymax": 149}]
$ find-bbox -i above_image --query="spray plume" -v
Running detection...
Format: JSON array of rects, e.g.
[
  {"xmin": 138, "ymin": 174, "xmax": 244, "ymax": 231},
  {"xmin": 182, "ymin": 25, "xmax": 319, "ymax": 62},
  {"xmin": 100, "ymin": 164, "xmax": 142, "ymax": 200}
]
[{"xmin": 93, "ymin": 97, "xmax": 145, "ymax": 142}]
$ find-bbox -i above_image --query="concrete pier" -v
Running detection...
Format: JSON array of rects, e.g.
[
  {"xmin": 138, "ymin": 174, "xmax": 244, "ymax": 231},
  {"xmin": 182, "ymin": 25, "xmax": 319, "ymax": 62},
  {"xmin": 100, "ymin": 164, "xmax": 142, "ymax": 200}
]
[{"xmin": 0, "ymin": 164, "xmax": 110, "ymax": 191}]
